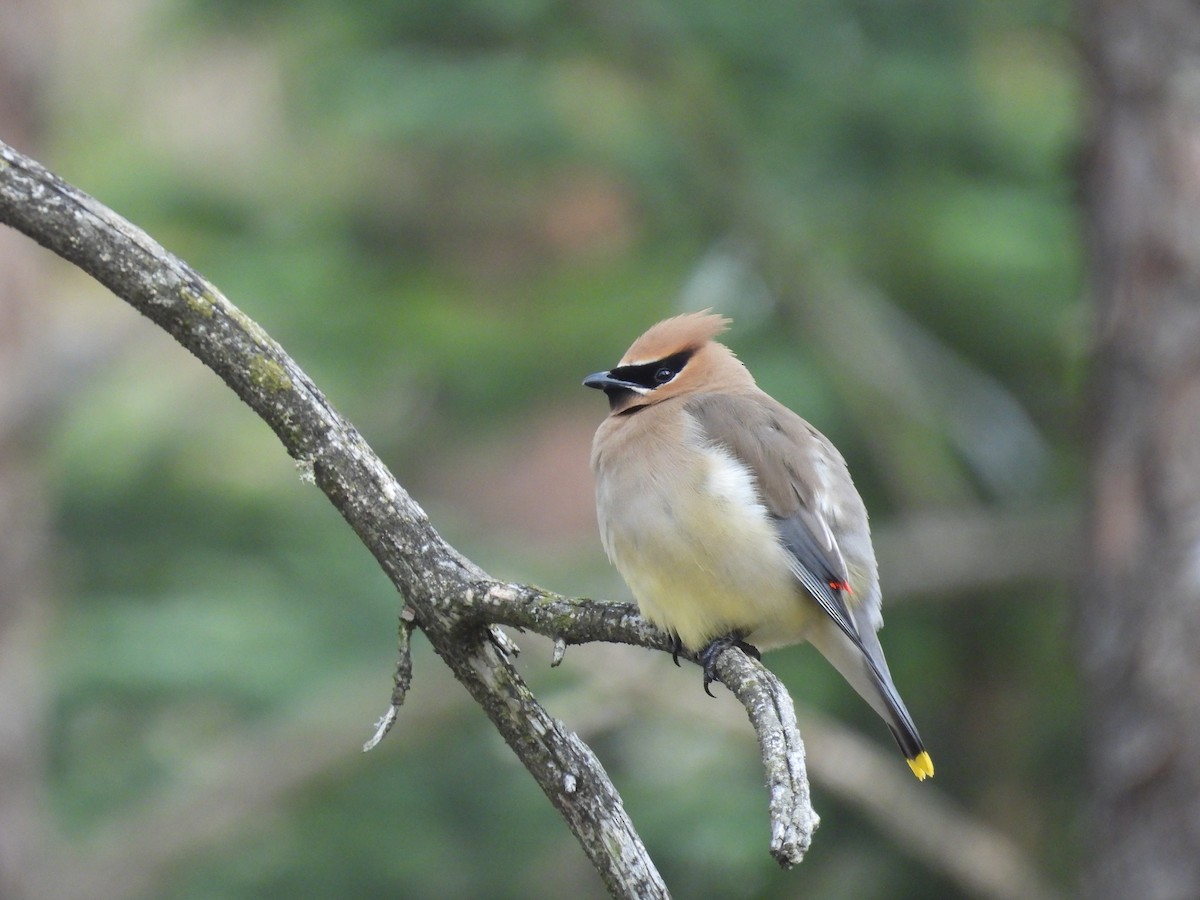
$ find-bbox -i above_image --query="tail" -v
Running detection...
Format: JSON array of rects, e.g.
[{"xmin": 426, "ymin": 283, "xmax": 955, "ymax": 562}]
[
  {"xmin": 873, "ymin": 666, "xmax": 935, "ymax": 781},
  {"xmin": 807, "ymin": 619, "xmax": 934, "ymax": 781}
]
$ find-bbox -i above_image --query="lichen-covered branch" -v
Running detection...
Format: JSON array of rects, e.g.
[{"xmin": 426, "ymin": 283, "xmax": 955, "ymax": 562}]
[
  {"xmin": 0, "ymin": 138, "xmax": 817, "ymax": 892},
  {"xmin": 476, "ymin": 580, "xmax": 816, "ymax": 866},
  {"xmin": 716, "ymin": 653, "xmax": 816, "ymax": 866}
]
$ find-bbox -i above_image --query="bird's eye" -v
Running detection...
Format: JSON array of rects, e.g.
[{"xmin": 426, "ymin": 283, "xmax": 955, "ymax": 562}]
[{"xmin": 654, "ymin": 366, "xmax": 676, "ymax": 384}]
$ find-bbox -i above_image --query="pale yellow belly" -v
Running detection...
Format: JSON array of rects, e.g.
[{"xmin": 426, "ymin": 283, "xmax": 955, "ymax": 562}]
[{"xmin": 599, "ymin": 445, "xmax": 816, "ymax": 651}]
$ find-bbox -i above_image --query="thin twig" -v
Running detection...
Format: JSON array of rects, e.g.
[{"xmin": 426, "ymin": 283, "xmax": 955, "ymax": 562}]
[{"xmin": 362, "ymin": 608, "xmax": 417, "ymax": 751}]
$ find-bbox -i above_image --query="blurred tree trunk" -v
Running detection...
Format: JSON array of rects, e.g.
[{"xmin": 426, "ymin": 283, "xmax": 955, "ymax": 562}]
[
  {"xmin": 1080, "ymin": 1, "xmax": 1200, "ymax": 897},
  {"xmin": 0, "ymin": 1, "xmax": 52, "ymax": 896}
]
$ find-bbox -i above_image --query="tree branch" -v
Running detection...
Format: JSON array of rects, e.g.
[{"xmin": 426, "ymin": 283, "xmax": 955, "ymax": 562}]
[
  {"xmin": 0, "ymin": 139, "xmax": 817, "ymax": 893},
  {"xmin": 477, "ymin": 582, "xmax": 817, "ymax": 864}
]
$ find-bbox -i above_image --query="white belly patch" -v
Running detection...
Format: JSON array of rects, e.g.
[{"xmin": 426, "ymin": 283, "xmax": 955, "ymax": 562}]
[{"xmin": 600, "ymin": 445, "xmax": 810, "ymax": 650}]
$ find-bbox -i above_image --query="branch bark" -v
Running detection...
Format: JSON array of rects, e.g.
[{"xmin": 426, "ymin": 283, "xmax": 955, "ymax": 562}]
[{"xmin": 0, "ymin": 139, "xmax": 818, "ymax": 895}]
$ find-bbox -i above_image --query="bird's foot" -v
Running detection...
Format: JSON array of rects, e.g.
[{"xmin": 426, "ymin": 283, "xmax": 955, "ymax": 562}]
[
  {"xmin": 669, "ymin": 633, "xmax": 683, "ymax": 667},
  {"xmin": 698, "ymin": 632, "xmax": 761, "ymax": 697}
]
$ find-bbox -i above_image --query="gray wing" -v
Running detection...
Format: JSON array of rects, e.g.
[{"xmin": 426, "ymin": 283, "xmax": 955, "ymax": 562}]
[
  {"xmin": 687, "ymin": 391, "xmax": 926, "ymax": 761},
  {"xmin": 685, "ymin": 392, "xmax": 868, "ymax": 647}
]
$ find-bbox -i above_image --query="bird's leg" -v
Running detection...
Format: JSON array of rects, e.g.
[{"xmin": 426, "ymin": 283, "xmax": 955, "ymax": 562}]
[{"xmin": 698, "ymin": 631, "xmax": 761, "ymax": 697}]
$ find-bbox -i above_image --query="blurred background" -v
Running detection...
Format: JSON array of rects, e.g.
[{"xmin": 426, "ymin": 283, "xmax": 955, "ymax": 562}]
[{"xmin": 1, "ymin": 0, "xmax": 1090, "ymax": 897}]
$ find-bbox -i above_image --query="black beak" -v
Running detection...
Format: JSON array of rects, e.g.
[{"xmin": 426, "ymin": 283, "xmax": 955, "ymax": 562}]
[{"xmin": 583, "ymin": 371, "xmax": 639, "ymax": 392}]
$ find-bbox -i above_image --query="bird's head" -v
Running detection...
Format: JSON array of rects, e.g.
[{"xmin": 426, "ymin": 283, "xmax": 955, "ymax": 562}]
[{"xmin": 584, "ymin": 311, "xmax": 754, "ymax": 414}]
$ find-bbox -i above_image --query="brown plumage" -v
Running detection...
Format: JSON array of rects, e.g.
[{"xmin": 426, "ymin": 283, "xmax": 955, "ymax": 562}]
[{"xmin": 584, "ymin": 311, "xmax": 933, "ymax": 780}]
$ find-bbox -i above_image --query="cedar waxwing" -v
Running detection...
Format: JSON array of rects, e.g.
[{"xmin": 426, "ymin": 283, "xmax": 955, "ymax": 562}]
[{"xmin": 584, "ymin": 312, "xmax": 934, "ymax": 780}]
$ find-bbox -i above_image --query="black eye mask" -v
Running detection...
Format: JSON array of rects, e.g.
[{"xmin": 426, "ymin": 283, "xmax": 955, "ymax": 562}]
[{"xmin": 607, "ymin": 349, "xmax": 694, "ymax": 391}]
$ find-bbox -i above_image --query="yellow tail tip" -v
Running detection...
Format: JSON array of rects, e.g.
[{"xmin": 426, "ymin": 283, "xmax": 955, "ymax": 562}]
[{"xmin": 907, "ymin": 751, "xmax": 935, "ymax": 781}]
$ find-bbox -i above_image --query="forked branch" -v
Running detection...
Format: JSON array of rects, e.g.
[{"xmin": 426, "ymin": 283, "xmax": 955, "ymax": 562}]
[{"xmin": 0, "ymin": 139, "xmax": 817, "ymax": 896}]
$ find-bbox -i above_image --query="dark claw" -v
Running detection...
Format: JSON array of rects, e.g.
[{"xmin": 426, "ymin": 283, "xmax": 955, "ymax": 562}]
[
  {"xmin": 670, "ymin": 633, "xmax": 683, "ymax": 667},
  {"xmin": 698, "ymin": 632, "xmax": 760, "ymax": 697}
]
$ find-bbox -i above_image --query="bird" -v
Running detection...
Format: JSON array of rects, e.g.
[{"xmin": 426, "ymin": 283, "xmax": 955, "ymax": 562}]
[{"xmin": 583, "ymin": 311, "xmax": 933, "ymax": 780}]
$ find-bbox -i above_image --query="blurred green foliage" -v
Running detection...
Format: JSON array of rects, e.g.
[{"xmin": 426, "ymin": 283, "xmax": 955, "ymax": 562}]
[{"xmin": 43, "ymin": 0, "xmax": 1082, "ymax": 896}]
